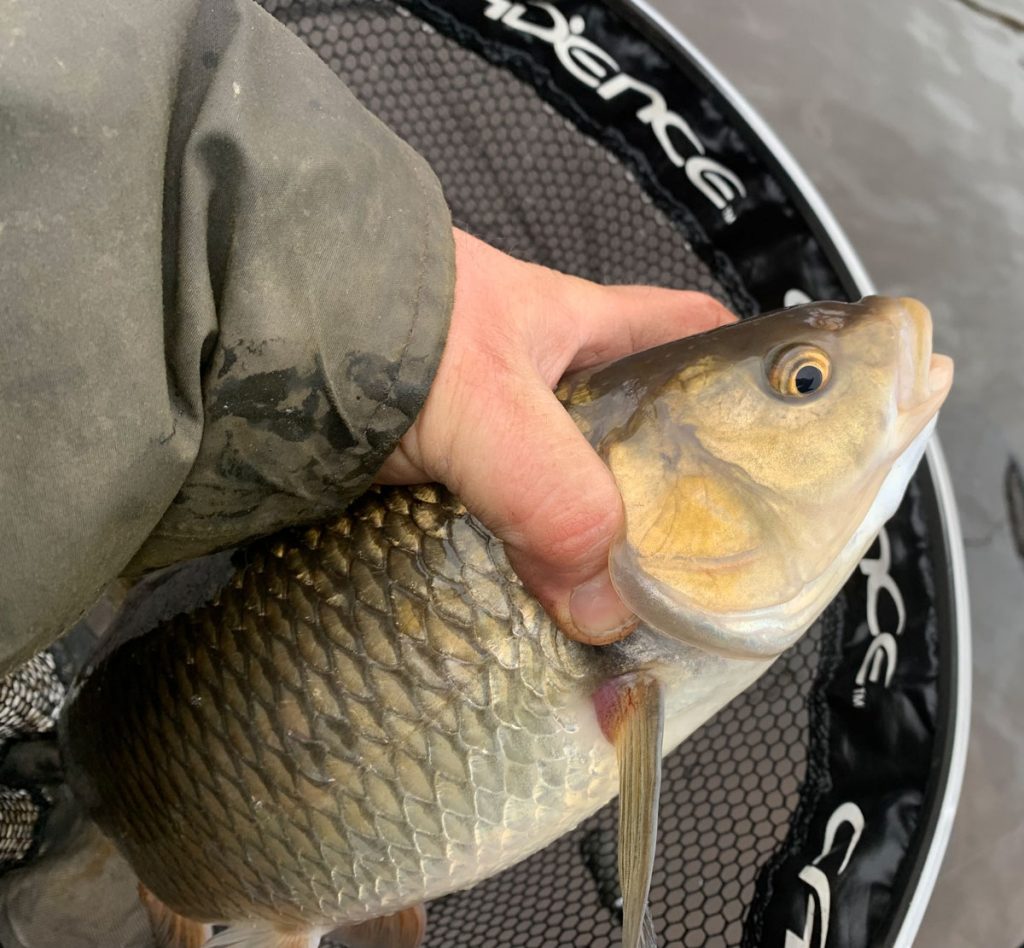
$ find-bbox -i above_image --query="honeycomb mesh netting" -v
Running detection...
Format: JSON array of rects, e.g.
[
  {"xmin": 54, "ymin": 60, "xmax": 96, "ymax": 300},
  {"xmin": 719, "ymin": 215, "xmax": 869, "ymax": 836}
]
[
  {"xmin": 397, "ymin": 620, "xmax": 823, "ymax": 948},
  {"xmin": 0, "ymin": 653, "xmax": 64, "ymax": 872},
  {"xmin": 262, "ymin": 0, "xmax": 744, "ymax": 310},
  {"xmin": 0, "ymin": 654, "xmax": 63, "ymax": 744},
  {"xmin": 255, "ymin": 2, "xmax": 819, "ymax": 945},
  {"xmin": 0, "ymin": 790, "xmax": 42, "ymax": 872},
  {"xmin": 0, "ymin": 2, "xmax": 829, "ymax": 944}
]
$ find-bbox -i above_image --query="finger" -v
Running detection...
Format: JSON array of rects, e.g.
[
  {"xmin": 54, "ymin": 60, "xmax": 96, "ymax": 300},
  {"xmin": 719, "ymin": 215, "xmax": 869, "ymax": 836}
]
[
  {"xmin": 566, "ymin": 285, "xmax": 737, "ymax": 373},
  {"xmin": 443, "ymin": 376, "xmax": 637, "ymax": 645}
]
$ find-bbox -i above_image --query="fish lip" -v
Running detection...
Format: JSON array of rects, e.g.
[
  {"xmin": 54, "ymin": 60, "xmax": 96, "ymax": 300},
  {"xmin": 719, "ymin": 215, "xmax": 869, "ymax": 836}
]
[
  {"xmin": 894, "ymin": 297, "xmax": 953, "ymax": 423},
  {"xmin": 896, "ymin": 296, "xmax": 932, "ymax": 412}
]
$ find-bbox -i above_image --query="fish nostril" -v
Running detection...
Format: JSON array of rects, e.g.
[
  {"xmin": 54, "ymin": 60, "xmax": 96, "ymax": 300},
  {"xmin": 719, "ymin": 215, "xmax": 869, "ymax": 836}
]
[{"xmin": 896, "ymin": 322, "xmax": 917, "ymax": 410}]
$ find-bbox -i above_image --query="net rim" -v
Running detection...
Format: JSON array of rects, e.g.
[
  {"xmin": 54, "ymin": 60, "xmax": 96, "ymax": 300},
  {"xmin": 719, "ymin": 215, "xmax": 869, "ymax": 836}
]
[{"xmin": 618, "ymin": 3, "xmax": 972, "ymax": 944}]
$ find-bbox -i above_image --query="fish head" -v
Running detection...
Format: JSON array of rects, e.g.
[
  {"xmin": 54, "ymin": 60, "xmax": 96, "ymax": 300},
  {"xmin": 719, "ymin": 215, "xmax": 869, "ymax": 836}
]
[{"xmin": 590, "ymin": 296, "xmax": 952, "ymax": 658}]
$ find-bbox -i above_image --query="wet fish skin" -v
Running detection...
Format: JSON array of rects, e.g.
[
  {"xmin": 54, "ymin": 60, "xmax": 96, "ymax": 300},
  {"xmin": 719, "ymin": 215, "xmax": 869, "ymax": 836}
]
[
  {"xmin": 59, "ymin": 296, "xmax": 954, "ymax": 941},
  {"xmin": 62, "ymin": 484, "xmax": 624, "ymax": 929}
]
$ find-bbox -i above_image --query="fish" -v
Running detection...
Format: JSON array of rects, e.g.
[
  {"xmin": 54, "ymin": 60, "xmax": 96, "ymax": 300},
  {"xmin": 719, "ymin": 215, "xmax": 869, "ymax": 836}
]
[{"xmin": 59, "ymin": 296, "xmax": 952, "ymax": 948}]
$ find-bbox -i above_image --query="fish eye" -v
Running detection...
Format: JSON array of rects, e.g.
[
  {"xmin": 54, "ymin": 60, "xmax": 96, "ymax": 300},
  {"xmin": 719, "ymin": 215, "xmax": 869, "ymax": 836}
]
[{"xmin": 767, "ymin": 344, "xmax": 831, "ymax": 398}]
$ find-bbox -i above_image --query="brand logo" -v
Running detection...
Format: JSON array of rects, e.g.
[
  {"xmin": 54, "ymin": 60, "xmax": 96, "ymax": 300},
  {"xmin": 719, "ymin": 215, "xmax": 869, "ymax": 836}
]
[
  {"xmin": 784, "ymin": 288, "xmax": 812, "ymax": 307},
  {"xmin": 852, "ymin": 526, "xmax": 906, "ymax": 708},
  {"xmin": 483, "ymin": 1, "xmax": 747, "ymax": 222},
  {"xmin": 785, "ymin": 802, "xmax": 865, "ymax": 948}
]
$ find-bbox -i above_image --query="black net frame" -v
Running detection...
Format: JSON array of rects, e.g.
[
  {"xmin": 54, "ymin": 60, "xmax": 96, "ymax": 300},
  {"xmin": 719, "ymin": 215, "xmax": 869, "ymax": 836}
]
[
  {"xmin": 264, "ymin": 3, "xmax": 966, "ymax": 945},
  {"xmin": 0, "ymin": 2, "xmax": 967, "ymax": 947}
]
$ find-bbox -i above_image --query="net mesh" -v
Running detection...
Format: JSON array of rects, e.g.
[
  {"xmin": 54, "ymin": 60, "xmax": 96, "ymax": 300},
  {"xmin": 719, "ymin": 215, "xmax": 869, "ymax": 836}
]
[
  {"xmin": 0, "ymin": 654, "xmax": 63, "ymax": 745},
  {"xmin": 0, "ymin": 2, "xmax": 834, "ymax": 944},
  {"xmin": 264, "ymin": 0, "xmax": 743, "ymax": 309},
  {"xmin": 257, "ymin": 1, "xmax": 819, "ymax": 944},
  {"xmin": 401, "ymin": 623, "xmax": 825, "ymax": 948},
  {"xmin": 0, "ymin": 789, "xmax": 42, "ymax": 872},
  {"xmin": 0, "ymin": 653, "xmax": 64, "ymax": 873}
]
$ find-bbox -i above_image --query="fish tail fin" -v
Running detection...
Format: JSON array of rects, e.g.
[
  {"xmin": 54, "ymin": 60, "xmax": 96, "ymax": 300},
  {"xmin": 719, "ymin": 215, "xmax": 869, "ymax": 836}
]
[
  {"xmin": 203, "ymin": 923, "xmax": 325, "ymax": 948},
  {"xmin": 329, "ymin": 904, "xmax": 427, "ymax": 948},
  {"xmin": 594, "ymin": 673, "xmax": 665, "ymax": 948},
  {"xmin": 138, "ymin": 883, "xmax": 214, "ymax": 948}
]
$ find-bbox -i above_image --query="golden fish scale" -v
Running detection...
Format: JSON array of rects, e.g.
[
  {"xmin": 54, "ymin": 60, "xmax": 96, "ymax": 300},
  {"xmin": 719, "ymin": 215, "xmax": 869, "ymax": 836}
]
[{"xmin": 63, "ymin": 485, "xmax": 619, "ymax": 928}]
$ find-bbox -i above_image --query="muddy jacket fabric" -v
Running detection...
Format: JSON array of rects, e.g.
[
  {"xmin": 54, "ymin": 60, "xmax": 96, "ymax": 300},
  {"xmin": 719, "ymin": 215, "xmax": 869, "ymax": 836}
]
[{"xmin": 0, "ymin": 0, "xmax": 455, "ymax": 672}]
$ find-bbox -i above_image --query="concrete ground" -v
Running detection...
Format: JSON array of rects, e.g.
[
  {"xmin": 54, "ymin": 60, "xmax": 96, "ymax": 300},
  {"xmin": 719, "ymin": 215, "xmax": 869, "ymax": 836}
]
[{"xmin": 645, "ymin": 1, "xmax": 1023, "ymax": 943}]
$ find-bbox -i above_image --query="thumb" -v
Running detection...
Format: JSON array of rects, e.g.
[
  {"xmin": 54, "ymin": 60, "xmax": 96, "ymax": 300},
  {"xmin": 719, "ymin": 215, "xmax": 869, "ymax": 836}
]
[{"xmin": 445, "ymin": 377, "xmax": 636, "ymax": 646}]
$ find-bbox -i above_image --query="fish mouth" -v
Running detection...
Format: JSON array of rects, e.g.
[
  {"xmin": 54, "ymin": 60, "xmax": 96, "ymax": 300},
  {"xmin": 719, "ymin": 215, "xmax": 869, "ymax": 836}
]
[{"xmin": 895, "ymin": 297, "xmax": 953, "ymax": 425}]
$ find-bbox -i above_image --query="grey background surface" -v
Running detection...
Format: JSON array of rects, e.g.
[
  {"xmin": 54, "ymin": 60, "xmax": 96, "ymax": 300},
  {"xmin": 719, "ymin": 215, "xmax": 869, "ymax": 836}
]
[{"xmin": 644, "ymin": 1, "xmax": 1023, "ymax": 944}]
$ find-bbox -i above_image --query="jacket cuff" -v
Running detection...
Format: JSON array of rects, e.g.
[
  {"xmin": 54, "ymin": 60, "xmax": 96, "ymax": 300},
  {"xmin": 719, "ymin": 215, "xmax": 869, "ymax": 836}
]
[{"xmin": 129, "ymin": 0, "xmax": 455, "ymax": 571}]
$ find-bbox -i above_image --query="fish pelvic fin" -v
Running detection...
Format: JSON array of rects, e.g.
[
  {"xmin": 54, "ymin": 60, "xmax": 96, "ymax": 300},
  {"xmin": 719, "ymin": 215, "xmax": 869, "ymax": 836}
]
[
  {"xmin": 328, "ymin": 903, "xmax": 427, "ymax": 948},
  {"xmin": 203, "ymin": 923, "xmax": 325, "ymax": 948},
  {"xmin": 139, "ymin": 884, "xmax": 214, "ymax": 948},
  {"xmin": 595, "ymin": 673, "xmax": 664, "ymax": 948}
]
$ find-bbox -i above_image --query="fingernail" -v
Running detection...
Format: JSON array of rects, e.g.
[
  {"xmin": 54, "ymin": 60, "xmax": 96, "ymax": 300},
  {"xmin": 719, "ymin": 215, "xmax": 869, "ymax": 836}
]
[{"xmin": 569, "ymin": 572, "xmax": 637, "ymax": 644}]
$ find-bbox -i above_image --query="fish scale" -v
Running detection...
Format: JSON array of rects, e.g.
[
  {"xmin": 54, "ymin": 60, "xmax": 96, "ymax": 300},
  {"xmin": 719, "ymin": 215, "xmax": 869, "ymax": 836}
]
[
  {"xmin": 62, "ymin": 484, "xmax": 618, "ymax": 929},
  {"xmin": 59, "ymin": 298, "xmax": 953, "ymax": 947}
]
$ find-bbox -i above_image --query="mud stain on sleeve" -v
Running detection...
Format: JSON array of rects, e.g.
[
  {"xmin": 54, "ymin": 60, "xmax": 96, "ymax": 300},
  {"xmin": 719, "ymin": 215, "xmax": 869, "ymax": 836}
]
[{"xmin": 1004, "ymin": 455, "xmax": 1024, "ymax": 563}]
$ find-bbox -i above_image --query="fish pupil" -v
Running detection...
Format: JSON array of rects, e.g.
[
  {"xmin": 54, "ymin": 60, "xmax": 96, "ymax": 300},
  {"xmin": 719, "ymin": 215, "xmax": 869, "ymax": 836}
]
[{"xmin": 795, "ymin": 364, "xmax": 823, "ymax": 394}]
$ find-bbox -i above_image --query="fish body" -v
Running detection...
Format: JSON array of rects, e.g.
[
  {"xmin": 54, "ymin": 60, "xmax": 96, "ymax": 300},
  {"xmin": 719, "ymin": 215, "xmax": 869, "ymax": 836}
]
[
  {"xmin": 60, "ymin": 297, "xmax": 952, "ymax": 946},
  {"xmin": 62, "ymin": 484, "xmax": 765, "ymax": 931}
]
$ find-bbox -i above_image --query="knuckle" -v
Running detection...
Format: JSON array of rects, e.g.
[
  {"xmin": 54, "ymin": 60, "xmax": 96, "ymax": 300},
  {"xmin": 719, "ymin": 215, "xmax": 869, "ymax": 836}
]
[{"xmin": 683, "ymin": 291, "xmax": 736, "ymax": 325}]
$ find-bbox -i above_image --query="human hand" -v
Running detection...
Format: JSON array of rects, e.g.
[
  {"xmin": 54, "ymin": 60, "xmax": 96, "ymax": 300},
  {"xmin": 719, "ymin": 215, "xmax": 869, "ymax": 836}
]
[{"xmin": 376, "ymin": 229, "xmax": 736, "ymax": 645}]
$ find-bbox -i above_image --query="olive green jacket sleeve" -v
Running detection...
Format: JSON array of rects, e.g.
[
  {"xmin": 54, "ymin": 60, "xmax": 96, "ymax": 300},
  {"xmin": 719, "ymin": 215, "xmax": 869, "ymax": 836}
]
[{"xmin": 0, "ymin": 0, "xmax": 455, "ymax": 671}]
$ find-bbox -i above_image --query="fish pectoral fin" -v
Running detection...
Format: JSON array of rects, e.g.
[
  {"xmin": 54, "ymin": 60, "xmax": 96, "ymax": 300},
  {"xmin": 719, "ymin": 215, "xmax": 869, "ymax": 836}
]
[
  {"xmin": 139, "ymin": 884, "xmax": 214, "ymax": 948},
  {"xmin": 328, "ymin": 903, "xmax": 427, "ymax": 948},
  {"xmin": 203, "ymin": 923, "xmax": 323, "ymax": 948},
  {"xmin": 595, "ymin": 673, "xmax": 664, "ymax": 948}
]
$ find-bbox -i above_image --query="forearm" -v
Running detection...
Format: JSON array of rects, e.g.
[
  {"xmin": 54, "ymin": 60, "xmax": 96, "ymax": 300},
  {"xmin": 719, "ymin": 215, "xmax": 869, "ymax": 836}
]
[{"xmin": 0, "ymin": 0, "xmax": 454, "ymax": 669}]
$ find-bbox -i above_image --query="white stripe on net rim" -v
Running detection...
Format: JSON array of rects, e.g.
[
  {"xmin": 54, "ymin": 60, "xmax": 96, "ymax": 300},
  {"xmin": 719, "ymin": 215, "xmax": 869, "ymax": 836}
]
[{"xmin": 625, "ymin": 3, "xmax": 972, "ymax": 945}]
